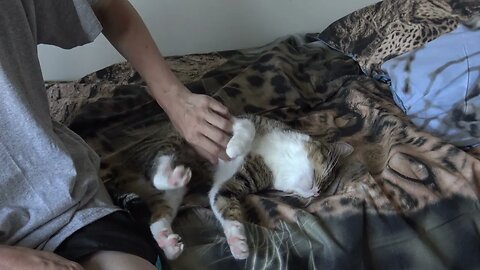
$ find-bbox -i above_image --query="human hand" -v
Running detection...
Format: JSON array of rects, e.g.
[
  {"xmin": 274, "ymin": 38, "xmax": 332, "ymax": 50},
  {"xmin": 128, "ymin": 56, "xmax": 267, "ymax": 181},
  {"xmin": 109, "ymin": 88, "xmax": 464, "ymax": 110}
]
[
  {"xmin": 94, "ymin": 0, "xmax": 232, "ymax": 163},
  {"xmin": 0, "ymin": 245, "xmax": 84, "ymax": 270},
  {"xmin": 162, "ymin": 87, "xmax": 233, "ymax": 164}
]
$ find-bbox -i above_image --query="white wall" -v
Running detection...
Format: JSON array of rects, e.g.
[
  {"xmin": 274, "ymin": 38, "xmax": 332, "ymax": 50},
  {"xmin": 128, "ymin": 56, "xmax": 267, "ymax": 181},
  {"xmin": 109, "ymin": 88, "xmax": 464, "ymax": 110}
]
[{"xmin": 39, "ymin": 0, "xmax": 378, "ymax": 81}]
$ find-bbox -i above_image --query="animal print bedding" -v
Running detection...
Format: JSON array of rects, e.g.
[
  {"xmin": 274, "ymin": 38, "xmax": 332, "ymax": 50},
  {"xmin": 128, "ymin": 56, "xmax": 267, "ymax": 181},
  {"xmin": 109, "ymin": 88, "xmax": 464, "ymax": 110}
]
[
  {"xmin": 52, "ymin": 35, "xmax": 480, "ymax": 269},
  {"xmin": 314, "ymin": 0, "xmax": 480, "ymax": 79}
]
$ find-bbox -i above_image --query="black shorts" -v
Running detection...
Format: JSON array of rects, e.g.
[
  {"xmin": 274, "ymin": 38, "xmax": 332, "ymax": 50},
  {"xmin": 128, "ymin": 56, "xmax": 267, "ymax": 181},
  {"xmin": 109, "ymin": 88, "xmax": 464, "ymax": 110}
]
[{"xmin": 54, "ymin": 211, "xmax": 159, "ymax": 265}]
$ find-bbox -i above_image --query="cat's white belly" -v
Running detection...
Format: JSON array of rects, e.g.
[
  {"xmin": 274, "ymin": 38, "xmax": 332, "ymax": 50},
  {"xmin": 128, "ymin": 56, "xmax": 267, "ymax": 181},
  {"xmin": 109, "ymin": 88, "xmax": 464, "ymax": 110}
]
[{"xmin": 252, "ymin": 131, "xmax": 316, "ymax": 197}]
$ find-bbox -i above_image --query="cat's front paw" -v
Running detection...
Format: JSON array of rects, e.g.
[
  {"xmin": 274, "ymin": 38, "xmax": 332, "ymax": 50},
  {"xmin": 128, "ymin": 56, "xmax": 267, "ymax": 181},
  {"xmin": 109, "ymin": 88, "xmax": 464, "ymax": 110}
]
[
  {"xmin": 226, "ymin": 119, "xmax": 255, "ymax": 159},
  {"xmin": 152, "ymin": 227, "xmax": 184, "ymax": 260},
  {"xmin": 224, "ymin": 220, "xmax": 249, "ymax": 260}
]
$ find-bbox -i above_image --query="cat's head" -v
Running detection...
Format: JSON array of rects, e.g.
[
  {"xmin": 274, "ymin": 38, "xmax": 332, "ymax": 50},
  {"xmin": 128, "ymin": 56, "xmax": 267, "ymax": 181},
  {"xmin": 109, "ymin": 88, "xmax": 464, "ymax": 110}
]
[{"xmin": 290, "ymin": 140, "xmax": 353, "ymax": 198}]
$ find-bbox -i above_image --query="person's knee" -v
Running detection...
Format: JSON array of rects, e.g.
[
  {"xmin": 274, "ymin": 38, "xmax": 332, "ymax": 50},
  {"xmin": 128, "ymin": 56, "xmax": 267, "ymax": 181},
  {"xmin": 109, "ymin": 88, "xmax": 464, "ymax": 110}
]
[{"xmin": 81, "ymin": 251, "xmax": 158, "ymax": 270}]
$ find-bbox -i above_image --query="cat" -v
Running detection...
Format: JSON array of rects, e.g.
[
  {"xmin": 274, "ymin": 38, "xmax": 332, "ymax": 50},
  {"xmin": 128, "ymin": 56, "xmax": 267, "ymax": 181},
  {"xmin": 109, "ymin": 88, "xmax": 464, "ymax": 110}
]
[{"xmin": 102, "ymin": 114, "xmax": 353, "ymax": 260}]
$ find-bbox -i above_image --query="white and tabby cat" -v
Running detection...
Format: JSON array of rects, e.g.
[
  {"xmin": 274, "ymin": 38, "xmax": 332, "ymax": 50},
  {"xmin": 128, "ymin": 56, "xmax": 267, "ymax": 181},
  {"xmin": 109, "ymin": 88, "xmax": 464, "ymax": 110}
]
[{"xmin": 103, "ymin": 115, "xmax": 352, "ymax": 260}]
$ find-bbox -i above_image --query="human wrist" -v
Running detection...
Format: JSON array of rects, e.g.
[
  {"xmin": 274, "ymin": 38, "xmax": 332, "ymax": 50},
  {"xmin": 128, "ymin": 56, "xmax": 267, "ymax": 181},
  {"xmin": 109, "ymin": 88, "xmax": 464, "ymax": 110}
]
[{"xmin": 150, "ymin": 82, "xmax": 190, "ymax": 114}]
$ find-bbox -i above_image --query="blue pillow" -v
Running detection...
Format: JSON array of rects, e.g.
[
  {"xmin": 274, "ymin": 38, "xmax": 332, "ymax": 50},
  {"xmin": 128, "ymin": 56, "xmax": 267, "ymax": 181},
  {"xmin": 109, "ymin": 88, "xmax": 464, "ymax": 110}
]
[{"xmin": 381, "ymin": 23, "xmax": 480, "ymax": 147}]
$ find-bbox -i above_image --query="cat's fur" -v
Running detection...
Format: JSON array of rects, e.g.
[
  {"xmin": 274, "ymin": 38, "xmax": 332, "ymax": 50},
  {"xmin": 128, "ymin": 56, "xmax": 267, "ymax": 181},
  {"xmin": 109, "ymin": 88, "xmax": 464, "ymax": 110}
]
[{"xmin": 102, "ymin": 115, "xmax": 352, "ymax": 260}]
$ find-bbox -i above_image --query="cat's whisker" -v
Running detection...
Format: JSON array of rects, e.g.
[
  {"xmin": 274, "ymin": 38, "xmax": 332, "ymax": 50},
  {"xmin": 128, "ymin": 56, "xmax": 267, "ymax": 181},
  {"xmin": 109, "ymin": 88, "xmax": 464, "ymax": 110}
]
[
  {"xmin": 302, "ymin": 197, "xmax": 314, "ymax": 207},
  {"xmin": 282, "ymin": 192, "xmax": 301, "ymax": 198}
]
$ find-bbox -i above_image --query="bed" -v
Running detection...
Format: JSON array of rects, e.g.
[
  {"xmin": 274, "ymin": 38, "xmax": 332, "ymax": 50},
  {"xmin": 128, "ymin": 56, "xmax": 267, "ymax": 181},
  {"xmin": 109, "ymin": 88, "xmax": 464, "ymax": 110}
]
[{"xmin": 47, "ymin": 1, "xmax": 480, "ymax": 269}]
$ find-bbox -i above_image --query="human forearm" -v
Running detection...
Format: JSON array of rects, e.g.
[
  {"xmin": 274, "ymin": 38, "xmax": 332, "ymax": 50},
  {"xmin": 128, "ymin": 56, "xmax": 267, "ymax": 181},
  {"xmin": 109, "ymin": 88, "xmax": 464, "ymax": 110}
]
[
  {"xmin": 91, "ymin": 0, "xmax": 233, "ymax": 163},
  {"xmin": 92, "ymin": 0, "xmax": 186, "ymax": 111}
]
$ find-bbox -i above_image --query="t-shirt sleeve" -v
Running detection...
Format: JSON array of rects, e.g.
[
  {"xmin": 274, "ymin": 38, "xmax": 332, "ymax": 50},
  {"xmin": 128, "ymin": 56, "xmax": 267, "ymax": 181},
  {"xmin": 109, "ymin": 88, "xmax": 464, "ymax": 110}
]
[{"xmin": 35, "ymin": 0, "xmax": 102, "ymax": 49}]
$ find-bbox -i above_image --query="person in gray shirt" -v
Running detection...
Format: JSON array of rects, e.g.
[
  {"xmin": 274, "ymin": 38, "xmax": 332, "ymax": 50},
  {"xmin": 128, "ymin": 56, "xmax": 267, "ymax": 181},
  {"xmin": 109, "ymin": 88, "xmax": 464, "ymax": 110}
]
[{"xmin": 0, "ymin": 0, "xmax": 233, "ymax": 269}]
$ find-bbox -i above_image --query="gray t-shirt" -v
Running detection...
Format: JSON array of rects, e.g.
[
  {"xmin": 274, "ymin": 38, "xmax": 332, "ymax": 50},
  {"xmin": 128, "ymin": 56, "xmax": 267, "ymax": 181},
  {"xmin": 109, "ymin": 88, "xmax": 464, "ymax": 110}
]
[{"xmin": 0, "ymin": 0, "xmax": 118, "ymax": 251}]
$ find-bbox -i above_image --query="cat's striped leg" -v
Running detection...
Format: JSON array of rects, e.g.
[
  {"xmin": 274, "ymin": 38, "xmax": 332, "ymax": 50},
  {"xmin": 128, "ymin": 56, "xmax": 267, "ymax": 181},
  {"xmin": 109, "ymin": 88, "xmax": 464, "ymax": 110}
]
[
  {"xmin": 209, "ymin": 177, "xmax": 249, "ymax": 260},
  {"xmin": 120, "ymin": 180, "xmax": 187, "ymax": 260},
  {"xmin": 148, "ymin": 187, "xmax": 186, "ymax": 260},
  {"xmin": 150, "ymin": 154, "xmax": 192, "ymax": 190}
]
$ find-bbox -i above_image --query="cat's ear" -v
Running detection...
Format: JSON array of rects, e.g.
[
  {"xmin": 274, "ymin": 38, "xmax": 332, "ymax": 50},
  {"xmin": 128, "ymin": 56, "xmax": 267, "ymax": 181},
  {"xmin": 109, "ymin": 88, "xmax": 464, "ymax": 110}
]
[{"xmin": 334, "ymin": 142, "xmax": 353, "ymax": 157}]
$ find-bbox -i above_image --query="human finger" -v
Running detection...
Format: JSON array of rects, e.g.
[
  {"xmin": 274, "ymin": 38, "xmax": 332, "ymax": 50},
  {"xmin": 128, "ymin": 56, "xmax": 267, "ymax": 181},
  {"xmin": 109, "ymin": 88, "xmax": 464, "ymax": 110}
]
[
  {"xmin": 205, "ymin": 109, "xmax": 233, "ymax": 135},
  {"xmin": 207, "ymin": 98, "xmax": 230, "ymax": 118},
  {"xmin": 39, "ymin": 251, "xmax": 84, "ymax": 270},
  {"xmin": 192, "ymin": 142, "xmax": 217, "ymax": 164},
  {"xmin": 201, "ymin": 122, "xmax": 230, "ymax": 149},
  {"xmin": 195, "ymin": 135, "xmax": 230, "ymax": 162}
]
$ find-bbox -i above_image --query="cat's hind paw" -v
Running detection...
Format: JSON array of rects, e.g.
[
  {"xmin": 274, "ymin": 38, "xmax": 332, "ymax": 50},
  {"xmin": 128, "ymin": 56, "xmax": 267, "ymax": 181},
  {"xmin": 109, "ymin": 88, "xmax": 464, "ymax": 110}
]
[
  {"xmin": 153, "ymin": 229, "xmax": 184, "ymax": 260},
  {"xmin": 224, "ymin": 220, "xmax": 249, "ymax": 260}
]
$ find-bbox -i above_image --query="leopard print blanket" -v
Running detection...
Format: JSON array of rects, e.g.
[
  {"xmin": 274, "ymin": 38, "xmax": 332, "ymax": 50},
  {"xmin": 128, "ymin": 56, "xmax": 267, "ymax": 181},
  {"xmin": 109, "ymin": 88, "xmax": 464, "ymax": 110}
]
[{"xmin": 61, "ymin": 35, "xmax": 480, "ymax": 269}]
